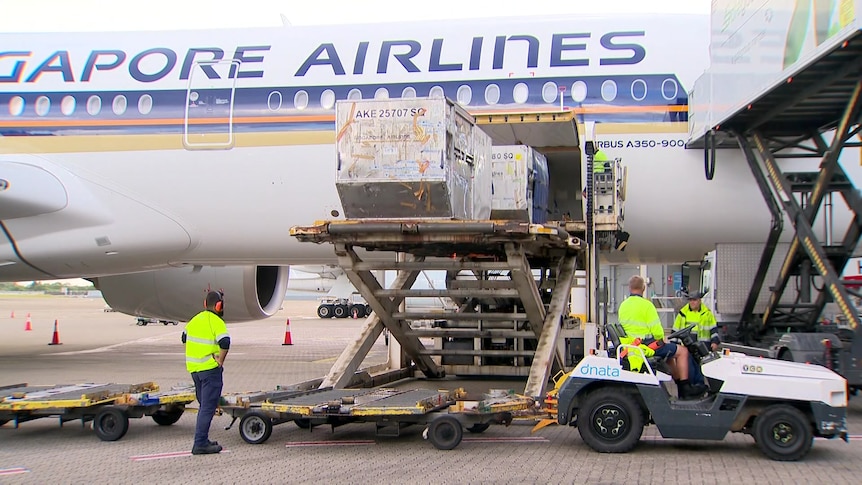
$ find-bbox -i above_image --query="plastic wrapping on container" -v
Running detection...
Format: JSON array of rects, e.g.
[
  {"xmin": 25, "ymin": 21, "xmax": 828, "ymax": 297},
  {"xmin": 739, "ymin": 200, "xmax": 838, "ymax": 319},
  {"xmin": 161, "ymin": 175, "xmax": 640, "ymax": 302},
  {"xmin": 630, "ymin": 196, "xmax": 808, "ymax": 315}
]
[
  {"xmin": 531, "ymin": 150, "xmax": 549, "ymax": 224},
  {"xmin": 334, "ymin": 97, "xmax": 491, "ymax": 220},
  {"xmin": 490, "ymin": 145, "xmax": 549, "ymax": 223},
  {"xmin": 471, "ymin": 128, "xmax": 493, "ymax": 220}
]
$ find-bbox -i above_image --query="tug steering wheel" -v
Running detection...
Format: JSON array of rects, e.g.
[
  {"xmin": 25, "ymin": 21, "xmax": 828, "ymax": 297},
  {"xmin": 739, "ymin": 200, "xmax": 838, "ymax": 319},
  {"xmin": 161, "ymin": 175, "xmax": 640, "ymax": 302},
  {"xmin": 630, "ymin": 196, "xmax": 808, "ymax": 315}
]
[{"xmin": 667, "ymin": 323, "xmax": 697, "ymax": 341}]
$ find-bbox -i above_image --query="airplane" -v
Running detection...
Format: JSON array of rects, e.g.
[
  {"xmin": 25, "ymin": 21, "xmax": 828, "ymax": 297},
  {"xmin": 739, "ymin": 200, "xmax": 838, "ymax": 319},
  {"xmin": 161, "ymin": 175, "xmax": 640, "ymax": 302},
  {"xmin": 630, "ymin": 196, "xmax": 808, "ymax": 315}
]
[{"xmin": 2, "ymin": 12, "xmax": 861, "ymax": 322}]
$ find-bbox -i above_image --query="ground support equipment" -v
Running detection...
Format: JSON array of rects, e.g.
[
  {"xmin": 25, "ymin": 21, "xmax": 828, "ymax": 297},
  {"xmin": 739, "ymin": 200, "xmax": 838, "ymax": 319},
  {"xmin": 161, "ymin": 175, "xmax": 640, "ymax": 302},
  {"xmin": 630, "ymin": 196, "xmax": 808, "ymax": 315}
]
[
  {"xmin": 291, "ymin": 219, "xmax": 587, "ymax": 400},
  {"xmin": 0, "ymin": 382, "xmax": 196, "ymax": 441},
  {"xmin": 233, "ymin": 386, "xmax": 534, "ymax": 450},
  {"xmin": 693, "ymin": 34, "xmax": 862, "ymax": 387}
]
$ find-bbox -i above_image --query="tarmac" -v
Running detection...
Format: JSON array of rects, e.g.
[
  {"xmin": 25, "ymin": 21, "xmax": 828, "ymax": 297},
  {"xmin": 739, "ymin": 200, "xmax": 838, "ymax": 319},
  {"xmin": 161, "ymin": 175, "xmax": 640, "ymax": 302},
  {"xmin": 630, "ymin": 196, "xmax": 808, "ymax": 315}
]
[{"xmin": 1, "ymin": 295, "xmax": 861, "ymax": 484}]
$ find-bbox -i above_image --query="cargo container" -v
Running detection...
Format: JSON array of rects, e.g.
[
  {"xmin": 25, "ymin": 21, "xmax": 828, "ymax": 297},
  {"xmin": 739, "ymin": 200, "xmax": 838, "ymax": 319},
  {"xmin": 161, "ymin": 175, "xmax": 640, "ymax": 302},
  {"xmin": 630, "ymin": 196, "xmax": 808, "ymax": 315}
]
[
  {"xmin": 490, "ymin": 145, "xmax": 549, "ymax": 223},
  {"xmin": 335, "ymin": 97, "xmax": 491, "ymax": 220}
]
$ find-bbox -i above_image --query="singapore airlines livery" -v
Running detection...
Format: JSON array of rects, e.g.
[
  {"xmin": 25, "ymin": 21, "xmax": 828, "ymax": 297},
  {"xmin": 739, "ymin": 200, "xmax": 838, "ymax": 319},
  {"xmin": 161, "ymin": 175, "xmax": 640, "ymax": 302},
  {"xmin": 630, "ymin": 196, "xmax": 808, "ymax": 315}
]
[{"xmin": 1, "ymin": 13, "xmax": 859, "ymax": 321}]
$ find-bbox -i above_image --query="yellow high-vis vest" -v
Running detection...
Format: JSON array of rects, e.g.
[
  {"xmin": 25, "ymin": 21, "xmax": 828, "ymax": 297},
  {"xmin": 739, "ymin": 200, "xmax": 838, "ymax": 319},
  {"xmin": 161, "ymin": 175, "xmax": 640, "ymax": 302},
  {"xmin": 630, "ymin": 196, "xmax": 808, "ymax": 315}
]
[
  {"xmin": 617, "ymin": 294, "xmax": 664, "ymax": 372},
  {"xmin": 184, "ymin": 310, "xmax": 229, "ymax": 373},
  {"xmin": 674, "ymin": 303, "xmax": 718, "ymax": 341}
]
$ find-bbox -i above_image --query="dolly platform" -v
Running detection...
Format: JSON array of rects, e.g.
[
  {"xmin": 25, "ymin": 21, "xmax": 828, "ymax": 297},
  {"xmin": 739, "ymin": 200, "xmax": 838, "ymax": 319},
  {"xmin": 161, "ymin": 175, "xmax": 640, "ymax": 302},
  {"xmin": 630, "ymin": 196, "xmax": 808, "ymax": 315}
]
[
  {"xmin": 0, "ymin": 382, "xmax": 196, "ymax": 441},
  {"xmin": 233, "ymin": 387, "xmax": 534, "ymax": 450}
]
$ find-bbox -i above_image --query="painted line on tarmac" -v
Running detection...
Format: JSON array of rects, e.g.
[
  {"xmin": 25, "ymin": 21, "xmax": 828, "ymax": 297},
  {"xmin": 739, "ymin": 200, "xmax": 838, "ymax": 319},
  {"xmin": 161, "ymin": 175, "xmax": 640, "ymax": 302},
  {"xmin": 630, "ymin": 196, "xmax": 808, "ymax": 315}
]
[
  {"xmin": 0, "ymin": 468, "xmax": 29, "ymax": 476},
  {"xmin": 285, "ymin": 440, "xmax": 376, "ymax": 447},
  {"xmin": 639, "ymin": 434, "xmax": 862, "ymax": 442},
  {"xmin": 130, "ymin": 450, "xmax": 231, "ymax": 461},
  {"xmin": 46, "ymin": 334, "xmax": 178, "ymax": 356},
  {"xmin": 462, "ymin": 436, "xmax": 549, "ymax": 443},
  {"xmin": 311, "ymin": 357, "xmax": 338, "ymax": 364}
]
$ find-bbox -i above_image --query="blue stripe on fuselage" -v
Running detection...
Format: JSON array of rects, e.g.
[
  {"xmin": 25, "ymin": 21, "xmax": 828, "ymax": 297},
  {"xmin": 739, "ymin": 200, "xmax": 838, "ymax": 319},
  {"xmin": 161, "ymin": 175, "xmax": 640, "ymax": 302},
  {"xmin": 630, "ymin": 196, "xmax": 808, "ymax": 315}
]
[{"xmin": 0, "ymin": 74, "xmax": 688, "ymax": 136}]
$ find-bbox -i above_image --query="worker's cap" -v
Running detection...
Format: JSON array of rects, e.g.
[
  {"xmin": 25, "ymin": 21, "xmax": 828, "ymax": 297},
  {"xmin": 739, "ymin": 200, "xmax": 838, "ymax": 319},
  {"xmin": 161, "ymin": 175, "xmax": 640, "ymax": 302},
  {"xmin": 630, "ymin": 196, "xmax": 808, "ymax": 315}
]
[{"xmin": 686, "ymin": 291, "xmax": 705, "ymax": 300}]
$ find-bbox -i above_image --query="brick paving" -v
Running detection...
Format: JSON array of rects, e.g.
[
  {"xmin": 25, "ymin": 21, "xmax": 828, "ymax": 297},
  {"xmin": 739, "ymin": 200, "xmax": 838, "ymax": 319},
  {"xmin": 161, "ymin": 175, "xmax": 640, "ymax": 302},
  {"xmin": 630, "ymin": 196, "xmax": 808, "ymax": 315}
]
[{"xmin": 0, "ymin": 297, "xmax": 859, "ymax": 484}]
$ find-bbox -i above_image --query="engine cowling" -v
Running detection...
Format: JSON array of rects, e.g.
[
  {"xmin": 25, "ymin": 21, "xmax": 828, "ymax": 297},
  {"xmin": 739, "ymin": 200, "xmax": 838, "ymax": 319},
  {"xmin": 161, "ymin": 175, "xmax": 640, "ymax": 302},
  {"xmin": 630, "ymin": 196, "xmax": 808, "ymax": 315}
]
[{"xmin": 93, "ymin": 265, "xmax": 289, "ymax": 323}]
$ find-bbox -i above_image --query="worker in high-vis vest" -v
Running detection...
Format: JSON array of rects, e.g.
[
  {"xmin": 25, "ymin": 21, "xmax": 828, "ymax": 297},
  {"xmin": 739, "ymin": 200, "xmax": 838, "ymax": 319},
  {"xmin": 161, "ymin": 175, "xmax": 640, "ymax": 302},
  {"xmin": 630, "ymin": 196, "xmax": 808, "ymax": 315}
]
[
  {"xmin": 182, "ymin": 290, "xmax": 230, "ymax": 455},
  {"xmin": 674, "ymin": 291, "xmax": 720, "ymax": 351},
  {"xmin": 583, "ymin": 149, "xmax": 612, "ymax": 200},
  {"xmin": 617, "ymin": 275, "xmax": 707, "ymax": 399},
  {"xmin": 670, "ymin": 290, "xmax": 716, "ymax": 390},
  {"xmin": 593, "ymin": 149, "xmax": 610, "ymax": 173}
]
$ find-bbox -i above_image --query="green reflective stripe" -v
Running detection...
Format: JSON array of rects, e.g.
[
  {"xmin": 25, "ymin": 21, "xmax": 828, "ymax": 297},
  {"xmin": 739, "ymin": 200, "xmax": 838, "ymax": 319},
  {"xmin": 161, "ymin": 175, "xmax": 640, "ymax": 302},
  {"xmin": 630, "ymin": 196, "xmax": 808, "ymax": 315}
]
[
  {"xmin": 696, "ymin": 322, "xmax": 713, "ymax": 340},
  {"xmin": 619, "ymin": 320, "xmax": 652, "ymax": 338},
  {"xmin": 215, "ymin": 333, "xmax": 229, "ymax": 342},
  {"xmin": 186, "ymin": 355, "xmax": 214, "ymax": 363},
  {"xmin": 186, "ymin": 335, "xmax": 216, "ymax": 345}
]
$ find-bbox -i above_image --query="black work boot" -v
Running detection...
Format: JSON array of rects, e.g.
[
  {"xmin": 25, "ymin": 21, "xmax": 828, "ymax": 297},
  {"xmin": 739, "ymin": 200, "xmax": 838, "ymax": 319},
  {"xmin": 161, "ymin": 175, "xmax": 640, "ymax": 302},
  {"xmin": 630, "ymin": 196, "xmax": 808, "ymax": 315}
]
[
  {"xmin": 678, "ymin": 380, "xmax": 708, "ymax": 400},
  {"xmin": 192, "ymin": 443, "xmax": 223, "ymax": 455}
]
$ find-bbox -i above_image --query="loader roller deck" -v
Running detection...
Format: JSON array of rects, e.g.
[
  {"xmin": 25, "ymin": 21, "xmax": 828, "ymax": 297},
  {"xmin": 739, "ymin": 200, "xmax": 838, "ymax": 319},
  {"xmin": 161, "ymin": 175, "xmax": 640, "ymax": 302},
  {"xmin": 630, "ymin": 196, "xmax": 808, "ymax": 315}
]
[
  {"xmin": 227, "ymin": 386, "xmax": 535, "ymax": 450},
  {"xmin": 0, "ymin": 382, "xmax": 196, "ymax": 441}
]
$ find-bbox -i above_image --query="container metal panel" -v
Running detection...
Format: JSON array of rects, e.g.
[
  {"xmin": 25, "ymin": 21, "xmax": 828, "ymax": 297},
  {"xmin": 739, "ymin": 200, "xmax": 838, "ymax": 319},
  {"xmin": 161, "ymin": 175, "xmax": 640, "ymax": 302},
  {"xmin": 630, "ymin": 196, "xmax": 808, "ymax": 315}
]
[{"xmin": 335, "ymin": 97, "xmax": 491, "ymax": 220}]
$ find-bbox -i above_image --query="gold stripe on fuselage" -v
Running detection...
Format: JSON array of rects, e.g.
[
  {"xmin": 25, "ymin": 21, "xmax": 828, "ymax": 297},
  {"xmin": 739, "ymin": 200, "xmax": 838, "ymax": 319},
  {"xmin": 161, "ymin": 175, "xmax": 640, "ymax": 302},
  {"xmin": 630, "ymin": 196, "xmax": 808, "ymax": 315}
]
[{"xmin": 0, "ymin": 122, "xmax": 689, "ymax": 154}]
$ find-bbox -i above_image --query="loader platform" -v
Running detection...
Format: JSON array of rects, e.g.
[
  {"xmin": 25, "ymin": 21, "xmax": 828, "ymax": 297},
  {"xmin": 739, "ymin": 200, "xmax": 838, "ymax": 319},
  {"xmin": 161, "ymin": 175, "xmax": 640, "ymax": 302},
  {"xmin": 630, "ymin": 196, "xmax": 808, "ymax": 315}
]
[{"xmin": 290, "ymin": 219, "xmax": 588, "ymax": 399}]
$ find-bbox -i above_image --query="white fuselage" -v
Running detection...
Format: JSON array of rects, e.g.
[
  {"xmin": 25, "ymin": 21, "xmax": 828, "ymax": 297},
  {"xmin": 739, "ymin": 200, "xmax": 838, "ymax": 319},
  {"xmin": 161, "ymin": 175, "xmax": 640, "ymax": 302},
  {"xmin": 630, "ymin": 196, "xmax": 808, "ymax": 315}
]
[{"xmin": 1, "ymin": 13, "xmax": 860, "ymax": 282}]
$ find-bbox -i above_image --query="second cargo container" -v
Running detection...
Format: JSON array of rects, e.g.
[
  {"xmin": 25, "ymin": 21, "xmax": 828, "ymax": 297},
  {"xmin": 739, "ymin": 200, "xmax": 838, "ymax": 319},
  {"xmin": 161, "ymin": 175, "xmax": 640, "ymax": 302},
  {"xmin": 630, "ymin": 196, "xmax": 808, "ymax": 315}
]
[{"xmin": 490, "ymin": 145, "xmax": 550, "ymax": 224}]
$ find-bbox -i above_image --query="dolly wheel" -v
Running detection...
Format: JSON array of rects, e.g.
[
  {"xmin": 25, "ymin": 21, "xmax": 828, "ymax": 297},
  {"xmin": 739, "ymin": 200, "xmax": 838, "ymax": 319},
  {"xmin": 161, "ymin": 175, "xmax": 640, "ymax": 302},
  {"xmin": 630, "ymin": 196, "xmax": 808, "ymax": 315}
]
[
  {"xmin": 240, "ymin": 411, "xmax": 273, "ymax": 444},
  {"xmin": 294, "ymin": 418, "xmax": 312, "ymax": 429},
  {"xmin": 577, "ymin": 388, "xmax": 644, "ymax": 453},
  {"xmin": 466, "ymin": 423, "xmax": 490, "ymax": 433},
  {"xmin": 152, "ymin": 407, "xmax": 184, "ymax": 426},
  {"xmin": 754, "ymin": 405, "xmax": 813, "ymax": 461},
  {"xmin": 428, "ymin": 415, "xmax": 463, "ymax": 450},
  {"xmin": 94, "ymin": 407, "xmax": 130, "ymax": 441}
]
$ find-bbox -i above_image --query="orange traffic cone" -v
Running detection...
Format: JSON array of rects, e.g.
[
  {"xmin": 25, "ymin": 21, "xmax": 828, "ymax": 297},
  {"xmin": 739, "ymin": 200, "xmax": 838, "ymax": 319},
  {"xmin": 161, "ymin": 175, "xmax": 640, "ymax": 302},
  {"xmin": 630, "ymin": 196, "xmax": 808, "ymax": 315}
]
[
  {"xmin": 48, "ymin": 319, "xmax": 62, "ymax": 345},
  {"xmin": 24, "ymin": 317, "xmax": 32, "ymax": 331},
  {"xmin": 282, "ymin": 319, "xmax": 293, "ymax": 346}
]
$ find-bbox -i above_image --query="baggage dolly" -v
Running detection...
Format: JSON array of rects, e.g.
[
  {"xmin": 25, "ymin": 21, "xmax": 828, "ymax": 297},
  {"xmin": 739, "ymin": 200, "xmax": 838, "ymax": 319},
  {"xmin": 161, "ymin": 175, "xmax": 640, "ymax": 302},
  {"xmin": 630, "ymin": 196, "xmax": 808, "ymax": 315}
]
[
  {"xmin": 0, "ymin": 382, "xmax": 196, "ymax": 441},
  {"xmin": 234, "ymin": 387, "xmax": 534, "ymax": 450}
]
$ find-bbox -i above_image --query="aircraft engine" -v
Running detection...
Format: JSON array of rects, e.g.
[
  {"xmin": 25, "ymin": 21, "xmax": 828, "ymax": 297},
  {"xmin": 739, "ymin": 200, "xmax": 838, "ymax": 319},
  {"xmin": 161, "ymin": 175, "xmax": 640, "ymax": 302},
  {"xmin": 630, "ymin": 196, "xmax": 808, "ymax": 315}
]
[{"xmin": 93, "ymin": 265, "xmax": 288, "ymax": 323}]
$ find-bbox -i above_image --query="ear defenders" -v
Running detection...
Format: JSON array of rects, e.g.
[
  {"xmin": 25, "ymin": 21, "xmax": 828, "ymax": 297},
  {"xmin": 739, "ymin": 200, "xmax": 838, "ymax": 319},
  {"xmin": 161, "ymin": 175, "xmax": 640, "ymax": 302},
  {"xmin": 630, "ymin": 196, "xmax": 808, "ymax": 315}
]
[
  {"xmin": 204, "ymin": 290, "xmax": 225, "ymax": 313},
  {"xmin": 214, "ymin": 292, "xmax": 224, "ymax": 314}
]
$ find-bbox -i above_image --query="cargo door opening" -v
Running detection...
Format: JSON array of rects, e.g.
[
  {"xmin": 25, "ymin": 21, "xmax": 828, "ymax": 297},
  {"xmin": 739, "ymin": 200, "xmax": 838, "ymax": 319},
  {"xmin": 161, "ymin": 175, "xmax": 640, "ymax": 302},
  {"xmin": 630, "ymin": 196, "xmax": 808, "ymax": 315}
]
[
  {"xmin": 184, "ymin": 60, "xmax": 240, "ymax": 149},
  {"xmin": 475, "ymin": 111, "xmax": 582, "ymax": 224},
  {"xmin": 544, "ymin": 150, "xmax": 582, "ymax": 222}
]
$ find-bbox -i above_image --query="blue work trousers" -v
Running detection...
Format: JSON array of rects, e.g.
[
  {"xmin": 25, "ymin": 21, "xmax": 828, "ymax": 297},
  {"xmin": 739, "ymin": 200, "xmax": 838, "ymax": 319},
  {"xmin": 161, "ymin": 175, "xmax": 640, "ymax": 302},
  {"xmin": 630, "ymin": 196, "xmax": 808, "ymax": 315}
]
[
  {"xmin": 689, "ymin": 354, "xmax": 705, "ymax": 386},
  {"xmin": 191, "ymin": 366, "xmax": 223, "ymax": 447}
]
